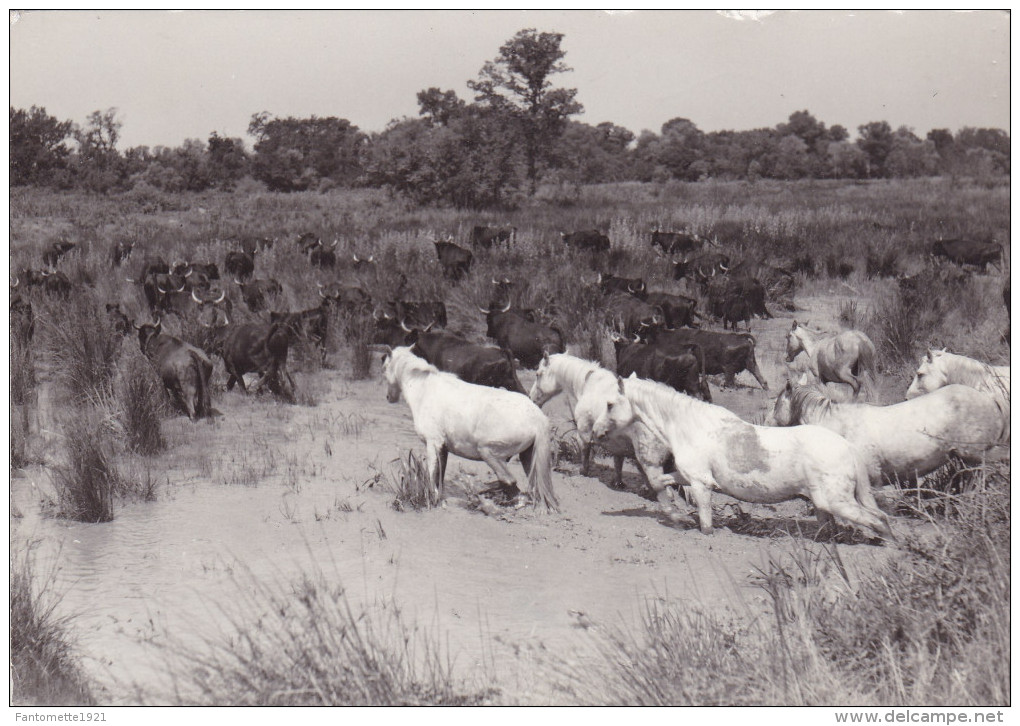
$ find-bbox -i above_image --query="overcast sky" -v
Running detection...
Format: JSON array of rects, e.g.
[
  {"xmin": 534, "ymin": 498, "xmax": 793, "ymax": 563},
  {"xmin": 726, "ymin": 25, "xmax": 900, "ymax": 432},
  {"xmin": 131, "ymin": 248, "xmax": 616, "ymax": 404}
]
[{"xmin": 9, "ymin": 10, "xmax": 1010, "ymax": 150}]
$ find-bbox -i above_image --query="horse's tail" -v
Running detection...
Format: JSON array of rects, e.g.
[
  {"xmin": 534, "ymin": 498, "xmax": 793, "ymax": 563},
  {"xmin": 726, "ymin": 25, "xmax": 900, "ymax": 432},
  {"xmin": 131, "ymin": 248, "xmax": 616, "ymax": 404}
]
[
  {"xmin": 528, "ymin": 423, "xmax": 559, "ymax": 512},
  {"xmin": 852, "ymin": 451, "xmax": 895, "ymax": 542}
]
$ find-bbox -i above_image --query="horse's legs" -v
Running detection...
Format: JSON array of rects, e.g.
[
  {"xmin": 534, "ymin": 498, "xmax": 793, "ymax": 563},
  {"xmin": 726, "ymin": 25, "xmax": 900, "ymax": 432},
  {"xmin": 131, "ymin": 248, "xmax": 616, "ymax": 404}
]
[
  {"xmin": 479, "ymin": 448, "xmax": 519, "ymax": 489},
  {"xmin": 611, "ymin": 455, "xmax": 626, "ymax": 489},
  {"xmin": 825, "ymin": 499, "xmax": 895, "ymax": 542},
  {"xmin": 424, "ymin": 442, "xmax": 444, "ymax": 499},
  {"xmin": 689, "ymin": 482, "xmax": 714, "ymax": 534},
  {"xmin": 438, "ymin": 446, "xmax": 448, "ymax": 491},
  {"xmin": 580, "ymin": 439, "xmax": 592, "ymax": 476},
  {"xmin": 644, "ymin": 468, "xmax": 688, "ymax": 523},
  {"xmin": 815, "ymin": 509, "xmax": 836, "ymax": 539}
]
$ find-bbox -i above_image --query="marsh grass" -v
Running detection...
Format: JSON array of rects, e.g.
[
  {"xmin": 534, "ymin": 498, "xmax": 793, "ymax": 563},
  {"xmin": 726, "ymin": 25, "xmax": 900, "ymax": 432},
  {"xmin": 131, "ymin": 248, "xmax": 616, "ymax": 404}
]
[
  {"xmin": 387, "ymin": 451, "xmax": 441, "ymax": 512},
  {"xmin": 10, "ymin": 541, "xmax": 95, "ymax": 706},
  {"xmin": 51, "ymin": 408, "xmax": 122, "ymax": 523},
  {"xmin": 155, "ymin": 563, "xmax": 491, "ymax": 705},
  {"xmin": 567, "ymin": 462, "xmax": 1010, "ymax": 706},
  {"xmin": 10, "ymin": 336, "xmax": 37, "ymax": 407},
  {"xmin": 115, "ymin": 347, "xmax": 169, "ymax": 455},
  {"xmin": 38, "ymin": 291, "xmax": 123, "ymax": 404}
]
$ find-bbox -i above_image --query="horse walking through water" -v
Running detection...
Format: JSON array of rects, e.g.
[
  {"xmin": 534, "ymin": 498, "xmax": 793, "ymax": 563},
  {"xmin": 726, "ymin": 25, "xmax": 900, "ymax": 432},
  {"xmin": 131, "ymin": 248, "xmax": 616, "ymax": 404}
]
[
  {"xmin": 382, "ymin": 346, "xmax": 558, "ymax": 510},
  {"xmin": 529, "ymin": 353, "xmax": 682, "ymax": 512},
  {"xmin": 773, "ymin": 382, "xmax": 1004, "ymax": 485},
  {"xmin": 906, "ymin": 349, "xmax": 1010, "ymax": 442},
  {"xmin": 589, "ymin": 375, "xmax": 895, "ymax": 541},
  {"xmin": 786, "ymin": 321, "xmax": 876, "ymax": 398}
]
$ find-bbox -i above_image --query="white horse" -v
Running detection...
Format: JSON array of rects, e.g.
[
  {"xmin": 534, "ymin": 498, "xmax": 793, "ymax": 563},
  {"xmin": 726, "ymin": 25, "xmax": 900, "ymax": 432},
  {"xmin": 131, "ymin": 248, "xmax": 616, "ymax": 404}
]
[
  {"xmin": 529, "ymin": 353, "xmax": 683, "ymax": 514},
  {"xmin": 906, "ymin": 349, "xmax": 1009, "ymax": 442},
  {"xmin": 382, "ymin": 347, "xmax": 558, "ymax": 509},
  {"xmin": 786, "ymin": 321, "xmax": 876, "ymax": 399},
  {"xmin": 589, "ymin": 375, "xmax": 895, "ymax": 541},
  {"xmin": 773, "ymin": 382, "xmax": 1004, "ymax": 485}
]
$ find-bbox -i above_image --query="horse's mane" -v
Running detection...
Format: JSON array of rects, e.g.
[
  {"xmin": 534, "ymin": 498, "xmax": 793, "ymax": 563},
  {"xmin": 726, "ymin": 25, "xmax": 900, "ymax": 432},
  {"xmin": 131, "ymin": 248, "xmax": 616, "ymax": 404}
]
[
  {"xmin": 933, "ymin": 351, "xmax": 1006, "ymax": 391},
  {"xmin": 549, "ymin": 354, "xmax": 608, "ymax": 395},
  {"xmin": 390, "ymin": 347, "xmax": 441, "ymax": 382},
  {"xmin": 788, "ymin": 383, "xmax": 834, "ymax": 423},
  {"xmin": 623, "ymin": 376, "xmax": 737, "ymax": 438}
]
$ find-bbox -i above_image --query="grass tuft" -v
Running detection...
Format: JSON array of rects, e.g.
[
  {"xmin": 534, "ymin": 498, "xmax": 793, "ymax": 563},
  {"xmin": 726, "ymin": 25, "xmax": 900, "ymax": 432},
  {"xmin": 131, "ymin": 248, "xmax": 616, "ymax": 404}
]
[
  {"xmin": 388, "ymin": 451, "xmax": 441, "ymax": 512},
  {"xmin": 10, "ymin": 541, "xmax": 95, "ymax": 706},
  {"xmin": 155, "ymin": 563, "xmax": 492, "ymax": 705},
  {"xmin": 51, "ymin": 408, "xmax": 122, "ymax": 523}
]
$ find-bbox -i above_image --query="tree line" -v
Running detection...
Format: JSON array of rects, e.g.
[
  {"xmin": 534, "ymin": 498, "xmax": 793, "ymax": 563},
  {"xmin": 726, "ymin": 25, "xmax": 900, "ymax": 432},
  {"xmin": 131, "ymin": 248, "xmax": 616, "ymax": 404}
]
[{"xmin": 10, "ymin": 29, "xmax": 1009, "ymax": 208}]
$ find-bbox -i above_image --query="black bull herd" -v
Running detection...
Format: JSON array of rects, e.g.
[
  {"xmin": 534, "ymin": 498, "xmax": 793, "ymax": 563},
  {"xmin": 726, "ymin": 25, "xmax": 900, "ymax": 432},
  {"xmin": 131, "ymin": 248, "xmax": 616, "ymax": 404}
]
[{"xmin": 10, "ymin": 227, "xmax": 1005, "ymax": 424}]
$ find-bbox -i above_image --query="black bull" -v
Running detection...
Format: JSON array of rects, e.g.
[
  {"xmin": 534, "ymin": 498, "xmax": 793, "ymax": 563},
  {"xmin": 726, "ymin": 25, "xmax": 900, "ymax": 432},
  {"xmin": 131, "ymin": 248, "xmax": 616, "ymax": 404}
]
[{"xmin": 409, "ymin": 331, "xmax": 526, "ymax": 394}]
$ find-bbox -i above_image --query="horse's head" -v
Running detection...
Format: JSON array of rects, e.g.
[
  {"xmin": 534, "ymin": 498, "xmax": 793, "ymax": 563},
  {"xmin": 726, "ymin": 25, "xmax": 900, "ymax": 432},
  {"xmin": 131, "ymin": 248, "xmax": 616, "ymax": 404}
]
[
  {"xmin": 905, "ymin": 348, "xmax": 948, "ymax": 399},
  {"xmin": 785, "ymin": 320, "xmax": 805, "ymax": 362},
  {"xmin": 587, "ymin": 375, "xmax": 636, "ymax": 441},
  {"xmin": 529, "ymin": 352, "xmax": 561, "ymax": 407},
  {"xmin": 771, "ymin": 380, "xmax": 796, "ymax": 426},
  {"xmin": 380, "ymin": 346, "xmax": 401, "ymax": 403}
]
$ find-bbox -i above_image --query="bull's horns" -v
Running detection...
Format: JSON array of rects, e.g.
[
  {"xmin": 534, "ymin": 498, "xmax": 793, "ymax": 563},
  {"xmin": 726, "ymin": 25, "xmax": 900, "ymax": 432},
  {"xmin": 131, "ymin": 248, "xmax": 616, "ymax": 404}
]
[
  {"xmin": 719, "ymin": 263, "xmax": 729, "ymax": 271},
  {"xmin": 318, "ymin": 287, "xmax": 328, "ymax": 300},
  {"xmin": 500, "ymin": 300, "xmax": 511, "ymax": 313},
  {"xmin": 330, "ymin": 238, "xmax": 339, "ymax": 248},
  {"xmin": 175, "ymin": 280, "xmax": 186, "ymax": 292},
  {"xmin": 156, "ymin": 283, "xmax": 167, "ymax": 294},
  {"xmin": 477, "ymin": 305, "xmax": 491, "ymax": 315},
  {"xmin": 10, "ymin": 275, "xmax": 18, "ymax": 288},
  {"xmin": 597, "ymin": 272, "xmax": 603, "ymax": 283},
  {"xmin": 422, "ymin": 321, "xmax": 435, "ymax": 333},
  {"xmin": 352, "ymin": 254, "xmax": 360, "ymax": 262},
  {"xmin": 191, "ymin": 290, "xmax": 203, "ymax": 304},
  {"xmin": 213, "ymin": 289, "xmax": 225, "ymax": 304},
  {"xmin": 399, "ymin": 319, "xmax": 413, "ymax": 333},
  {"xmin": 491, "ymin": 278, "xmax": 499, "ymax": 285},
  {"xmin": 373, "ymin": 308, "xmax": 383, "ymax": 321},
  {"xmin": 234, "ymin": 278, "xmax": 243, "ymax": 286}
]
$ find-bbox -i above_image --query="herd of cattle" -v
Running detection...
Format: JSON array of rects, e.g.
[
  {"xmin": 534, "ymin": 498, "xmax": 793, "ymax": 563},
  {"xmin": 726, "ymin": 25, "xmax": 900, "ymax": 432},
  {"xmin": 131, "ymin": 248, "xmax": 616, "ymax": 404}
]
[{"xmin": 9, "ymin": 222, "xmax": 1008, "ymax": 430}]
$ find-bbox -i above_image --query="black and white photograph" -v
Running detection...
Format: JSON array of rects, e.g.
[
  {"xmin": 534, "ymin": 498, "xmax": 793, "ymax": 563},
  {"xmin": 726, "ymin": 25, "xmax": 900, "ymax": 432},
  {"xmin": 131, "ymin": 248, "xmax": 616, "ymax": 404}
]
[{"xmin": 9, "ymin": 9, "xmax": 1011, "ymax": 713}]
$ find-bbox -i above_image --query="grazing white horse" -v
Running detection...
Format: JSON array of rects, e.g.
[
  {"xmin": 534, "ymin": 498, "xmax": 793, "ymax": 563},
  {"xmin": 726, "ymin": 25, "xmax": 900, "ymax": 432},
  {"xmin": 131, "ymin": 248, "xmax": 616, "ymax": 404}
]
[
  {"xmin": 382, "ymin": 346, "xmax": 558, "ymax": 510},
  {"xmin": 906, "ymin": 349, "xmax": 1010, "ymax": 442},
  {"xmin": 589, "ymin": 375, "xmax": 895, "ymax": 541},
  {"xmin": 786, "ymin": 321, "xmax": 876, "ymax": 398},
  {"xmin": 773, "ymin": 382, "xmax": 1004, "ymax": 485},
  {"xmin": 529, "ymin": 353, "xmax": 682, "ymax": 513}
]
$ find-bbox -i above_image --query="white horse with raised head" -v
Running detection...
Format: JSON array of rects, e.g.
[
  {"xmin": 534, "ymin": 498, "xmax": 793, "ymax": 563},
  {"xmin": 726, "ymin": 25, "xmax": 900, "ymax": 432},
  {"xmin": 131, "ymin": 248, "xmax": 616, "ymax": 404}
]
[
  {"xmin": 906, "ymin": 348, "xmax": 1009, "ymax": 441},
  {"xmin": 589, "ymin": 375, "xmax": 895, "ymax": 541},
  {"xmin": 773, "ymin": 381, "xmax": 1005, "ymax": 485},
  {"xmin": 382, "ymin": 346, "xmax": 558, "ymax": 509},
  {"xmin": 529, "ymin": 353, "xmax": 683, "ymax": 514},
  {"xmin": 786, "ymin": 321, "xmax": 876, "ymax": 399}
]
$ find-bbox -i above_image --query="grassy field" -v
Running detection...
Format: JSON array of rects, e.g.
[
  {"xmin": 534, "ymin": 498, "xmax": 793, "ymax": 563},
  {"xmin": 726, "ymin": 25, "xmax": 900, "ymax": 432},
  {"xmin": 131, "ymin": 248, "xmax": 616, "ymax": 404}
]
[{"xmin": 9, "ymin": 177, "xmax": 1010, "ymax": 705}]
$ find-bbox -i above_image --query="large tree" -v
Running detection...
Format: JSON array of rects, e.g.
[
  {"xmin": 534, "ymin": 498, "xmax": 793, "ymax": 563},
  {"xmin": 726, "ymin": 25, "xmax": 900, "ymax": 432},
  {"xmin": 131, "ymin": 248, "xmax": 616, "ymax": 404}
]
[
  {"xmin": 468, "ymin": 28, "xmax": 583, "ymax": 193},
  {"xmin": 248, "ymin": 112, "xmax": 366, "ymax": 191},
  {"xmin": 10, "ymin": 106, "xmax": 72, "ymax": 186}
]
